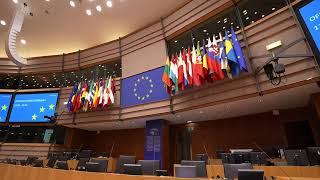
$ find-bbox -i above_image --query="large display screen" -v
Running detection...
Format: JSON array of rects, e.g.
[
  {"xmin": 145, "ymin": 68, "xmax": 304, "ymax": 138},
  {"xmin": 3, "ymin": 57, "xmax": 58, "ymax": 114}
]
[
  {"xmin": 296, "ymin": 0, "xmax": 320, "ymax": 60},
  {"xmin": 9, "ymin": 92, "xmax": 59, "ymax": 123},
  {"xmin": 0, "ymin": 94, "xmax": 12, "ymax": 123}
]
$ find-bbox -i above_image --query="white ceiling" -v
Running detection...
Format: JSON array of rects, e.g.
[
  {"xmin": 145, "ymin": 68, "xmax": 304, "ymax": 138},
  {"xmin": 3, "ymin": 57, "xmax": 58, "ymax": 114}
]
[
  {"xmin": 0, "ymin": 0, "xmax": 189, "ymax": 58},
  {"xmin": 73, "ymin": 82, "xmax": 320, "ymax": 131}
]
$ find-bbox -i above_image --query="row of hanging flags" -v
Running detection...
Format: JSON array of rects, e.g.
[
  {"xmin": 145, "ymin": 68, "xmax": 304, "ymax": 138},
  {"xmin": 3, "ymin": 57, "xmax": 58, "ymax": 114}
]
[
  {"xmin": 162, "ymin": 27, "xmax": 248, "ymax": 95},
  {"xmin": 67, "ymin": 76, "xmax": 116, "ymax": 112}
]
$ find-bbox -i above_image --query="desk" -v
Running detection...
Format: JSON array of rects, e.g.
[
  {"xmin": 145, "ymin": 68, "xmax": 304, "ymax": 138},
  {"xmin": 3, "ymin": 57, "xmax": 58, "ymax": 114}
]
[
  {"xmin": 0, "ymin": 163, "xmax": 190, "ymax": 180},
  {"xmin": 206, "ymin": 165, "xmax": 320, "ymax": 179}
]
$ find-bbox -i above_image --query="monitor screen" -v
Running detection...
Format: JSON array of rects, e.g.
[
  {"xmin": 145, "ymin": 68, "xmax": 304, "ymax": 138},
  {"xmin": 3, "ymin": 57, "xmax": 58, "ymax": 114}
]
[
  {"xmin": 9, "ymin": 92, "xmax": 59, "ymax": 123},
  {"xmin": 296, "ymin": 0, "xmax": 320, "ymax": 60},
  {"xmin": 0, "ymin": 94, "xmax": 12, "ymax": 123}
]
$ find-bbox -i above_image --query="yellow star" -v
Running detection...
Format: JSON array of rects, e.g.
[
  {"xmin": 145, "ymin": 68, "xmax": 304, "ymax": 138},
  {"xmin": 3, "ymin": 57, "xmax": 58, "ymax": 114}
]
[
  {"xmin": 1, "ymin": 105, "xmax": 7, "ymax": 111},
  {"xmin": 32, "ymin": 114, "xmax": 37, "ymax": 121},
  {"xmin": 49, "ymin": 104, "xmax": 55, "ymax": 110},
  {"xmin": 40, "ymin": 106, "xmax": 45, "ymax": 113}
]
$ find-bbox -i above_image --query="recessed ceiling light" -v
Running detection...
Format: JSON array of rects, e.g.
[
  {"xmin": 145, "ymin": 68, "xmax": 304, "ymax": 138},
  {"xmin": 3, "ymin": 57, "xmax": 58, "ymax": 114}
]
[
  {"xmin": 272, "ymin": 7, "xmax": 276, "ymax": 11},
  {"xmin": 0, "ymin": 20, "xmax": 6, "ymax": 26},
  {"xmin": 12, "ymin": 0, "xmax": 18, "ymax": 4},
  {"xmin": 69, "ymin": 0, "xmax": 75, "ymax": 7},
  {"xmin": 203, "ymin": 29, "xmax": 207, "ymax": 33},
  {"xmin": 106, "ymin": 0, "xmax": 113, "ymax": 7},
  {"xmin": 45, "ymin": 0, "xmax": 50, "ymax": 2},
  {"xmin": 20, "ymin": 39, "xmax": 26, "ymax": 45},
  {"xmin": 186, "ymin": 120, "xmax": 192, "ymax": 123},
  {"xmin": 86, "ymin": 9, "xmax": 92, "ymax": 16},
  {"xmin": 96, "ymin": 5, "xmax": 102, "ymax": 12}
]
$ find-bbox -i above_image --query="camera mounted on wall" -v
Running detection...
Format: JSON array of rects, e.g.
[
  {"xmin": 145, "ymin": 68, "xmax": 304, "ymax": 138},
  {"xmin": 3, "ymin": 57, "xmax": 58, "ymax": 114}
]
[{"xmin": 263, "ymin": 54, "xmax": 285, "ymax": 86}]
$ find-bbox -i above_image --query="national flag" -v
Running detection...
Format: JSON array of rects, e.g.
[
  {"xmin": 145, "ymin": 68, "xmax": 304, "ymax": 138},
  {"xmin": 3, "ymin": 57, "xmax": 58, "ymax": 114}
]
[
  {"xmin": 186, "ymin": 47, "xmax": 193, "ymax": 86},
  {"xmin": 177, "ymin": 51, "xmax": 185, "ymax": 91},
  {"xmin": 202, "ymin": 39, "xmax": 210, "ymax": 81},
  {"xmin": 225, "ymin": 31, "xmax": 240, "ymax": 77},
  {"xmin": 231, "ymin": 27, "xmax": 248, "ymax": 72},
  {"xmin": 73, "ymin": 82, "xmax": 82, "ymax": 112},
  {"xmin": 98, "ymin": 80, "xmax": 105, "ymax": 106},
  {"xmin": 193, "ymin": 41, "xmax": 204, "ymax": 86},
  {"xmin": 182, "ymin": 49, "xmax": 189, "ymax": 87},
  {"xmin": 169, "ymin": 54, "xmax": 178, "ymax": 93},
  {"xmin": 219, "ymin": 33, "xmax": 230, "ymax": 78},
  {"xmin": 92, "ymin": 80, "xmax": 100, "ymax": 108},
  {"xmin": 80, "ymin": 81, "xmax": 88, "ymax": 111},
  {"xmin": 162, "ymin": 55, "xmax": 172, "ymax": 93},
  {"xmin": 84, "ymin": 80, "xmax": 93, "ymax": 111},
  {"xmin": 107, "ymin": 76, "xmax": 115, "ymax": 105},
  {"xmin": 67, "ymin": 83, "xmax": 78, "ymax": 112},
  {"xmin": 103, "ymin": 78, "xmax": 109, "ymax": 107},
  {"xmin": 208, "ymin": 35, "xmax": 225, "ymax": 80}
]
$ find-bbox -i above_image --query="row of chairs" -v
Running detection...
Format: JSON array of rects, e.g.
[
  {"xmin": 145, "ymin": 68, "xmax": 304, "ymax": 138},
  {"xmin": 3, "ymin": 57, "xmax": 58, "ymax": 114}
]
[{"xmin": 219, "ymin": 147, "xmax": 320, "ymax": 166}]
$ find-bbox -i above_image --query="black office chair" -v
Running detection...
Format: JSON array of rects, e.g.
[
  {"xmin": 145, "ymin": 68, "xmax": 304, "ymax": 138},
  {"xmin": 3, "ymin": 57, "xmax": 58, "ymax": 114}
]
[
  {"xmin": 195, "ymin": 154, "xmax": 208, "ymax": 164},
  {"xmin": 115, "ymin": 155, "xmax": 136, "ymax": 174},
  {"xmin": 223, "ymin": 163, "xmax": 253, "ymax": 179},
  {"xmin": 86, "ymin": 158, "xmax": 108, "ymax": 172},
  {"xmin": 33, "ymin": 159, "xmax": 43, "ymax": 167},
  {"xmin": 137, "ymin": 160, "xmax": 160, "ymax": 175},
  {"xmin": 123, "ymin": 164, "xmax": 143, "ymax": 175},
  {"xmin": 47, "ymin": 156, "xmax": 58, "ymax": 168},
  {"xmin": 250, "ymin": 152, "xmax": 267, "ymax": 165},
  {"xmin": 55, "ymin": 160, "xmax": 68, "ymax": 170},
  {"xmin": 26, "ymin": 156, "xmax": 38, "ymax": 166},
  {"xmin": 175, "ymin": 165, "xmax": 197, "ymax": 178},
  {"xmin": 180, "ymin": 160, "xmax": 207, "ymax": 177},
  {"xmin": 221, "ymin": 153, "xmax": 235, "ymax": 164},
  {"xmin": 77, "ymin": 157, "xmax": 90, "ymax": 171},
  {"xmin": 284, "ymin": 149, "xmax": 309, "ymax": 166},
  {"xmin": 238, "ymin": 169, "xmax": 264, "ymax": 180}
]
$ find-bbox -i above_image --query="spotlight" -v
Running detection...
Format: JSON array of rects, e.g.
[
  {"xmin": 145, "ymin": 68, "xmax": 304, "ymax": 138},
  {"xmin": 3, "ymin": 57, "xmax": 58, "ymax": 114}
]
[
  {"xmin": 12, "ymin": 0, "xmax": 18, "ymax": 4},
  {"xmin": 106, "ymin": 0, "xmax": 112, "ymax": 7},
  {"xmin": 20, "ymin": 39, "xmax": 27, "ymax": 45},
  {"xmin": 86, "ymin": 9, "xmax": 92, "ymax": 16},
  {"xmin": 96, "ymin": 5, "xmax": 102, "ymax": 12},
  {"xmin": 0, "ymin": 20, "xmax": 6, "ymax": 26},
  {"xmin": 69, "ymin": 0, "xmax": 76, "ymax": 7}
]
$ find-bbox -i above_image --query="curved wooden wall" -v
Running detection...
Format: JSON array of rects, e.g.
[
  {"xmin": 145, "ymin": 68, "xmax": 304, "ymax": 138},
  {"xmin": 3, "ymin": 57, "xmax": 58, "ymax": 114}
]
[{"xmin": 0, "ymin": 0, "xmax": 319, "ymax": 127}]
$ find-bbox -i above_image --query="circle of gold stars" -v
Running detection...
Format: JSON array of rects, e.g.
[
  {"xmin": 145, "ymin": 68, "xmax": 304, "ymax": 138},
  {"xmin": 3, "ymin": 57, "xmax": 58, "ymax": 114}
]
[{"xmin": 133, "ymin": 76, "xmax": 154, "ymax": 101}]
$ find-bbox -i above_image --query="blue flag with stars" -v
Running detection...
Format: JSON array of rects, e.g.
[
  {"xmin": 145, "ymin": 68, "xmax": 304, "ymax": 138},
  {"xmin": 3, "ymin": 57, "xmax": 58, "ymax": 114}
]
[
  {"xmin": 9, "ymin": 92, "xmax": 59, "ymax": 123},
  {"xmin": 121, "ymin": 67, "xmax": 170, "ymax": 108},
  {"xmin": 0, "ymin": 94, "xmax": 12, "ymax": 123}
]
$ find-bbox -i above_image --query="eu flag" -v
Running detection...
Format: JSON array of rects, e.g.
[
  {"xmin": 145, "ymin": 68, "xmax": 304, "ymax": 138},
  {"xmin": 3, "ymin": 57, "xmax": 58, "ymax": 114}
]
[
  {"xmin": 121, "ymin": 67, "xmax": 170, "ymax": 108},
  {"xmin": 0, "ymin": 94, "xmax": 12, "ymax": 122}
]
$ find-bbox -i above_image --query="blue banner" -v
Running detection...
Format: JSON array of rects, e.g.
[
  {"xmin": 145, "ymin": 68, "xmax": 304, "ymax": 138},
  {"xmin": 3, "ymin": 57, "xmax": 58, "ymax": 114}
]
[
  {"xmin": 9, "ymin": 92, "xmax": 59, "ymax": 123},
  {"xmin": 299, "ymin": 0, "xmax": 320, "ymax": 51},
  {"xmin": 144, "ymin": 120, "xmax": 164, "ymax": 168},
  {"xmin": 0, "ymin": 94, "xmax": 12, "ymax": 123},
  {"xmin": 121, "ymin": 67, "xmax": 169, "ymax": 108}
]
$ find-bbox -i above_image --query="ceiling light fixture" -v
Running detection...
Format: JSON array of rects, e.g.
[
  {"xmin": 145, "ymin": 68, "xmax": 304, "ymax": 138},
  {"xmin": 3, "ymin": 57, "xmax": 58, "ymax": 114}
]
[
  {"xmin": 186, "ymin": 120, "xmax": 193, "ymax": 123},
  {"xmin": 106, "ymin": 0, "xmax": 113, "ymax": 7},
  {"xmin": 20, "ymin": 39, "xmax": 27, "ymax": 45},
  {"xmin": 0, "ymin": 20, "xmax": 6, "ymax": 26},
  {"xmin": 69, "ymin": 0, "xmax": 76, "ymax": 7},
  {"xmin": 96, "ymin": 5, "xmax": 102, "ymax": 12},
  {"xmin": 12, "ymin": 0, "xmax": 18, "ymax": 4},
  {"xmin": 86, "ymin": 9, "xmax": 92, "ymax": 16}
]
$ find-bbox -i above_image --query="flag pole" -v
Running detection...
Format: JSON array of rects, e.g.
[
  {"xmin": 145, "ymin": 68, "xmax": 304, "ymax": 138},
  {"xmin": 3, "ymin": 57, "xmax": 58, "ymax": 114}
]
[{"xmin": 160, "ymin": 17, "xmax": 174, "ymax": 114}]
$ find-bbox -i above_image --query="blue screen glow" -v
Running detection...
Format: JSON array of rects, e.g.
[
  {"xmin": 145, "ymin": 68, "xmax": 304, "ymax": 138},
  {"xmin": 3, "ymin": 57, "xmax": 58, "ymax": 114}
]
[
  {"xmin": 9, "ymin": 92, "xmax": 59, "ymax": 123},
  {"xmin": 299, "ymin": 0, "xmax": 320, "ymax": 51},
  {"xmin": 0, "ymin": 94, "xmax": 12, "ymax": 123}
]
